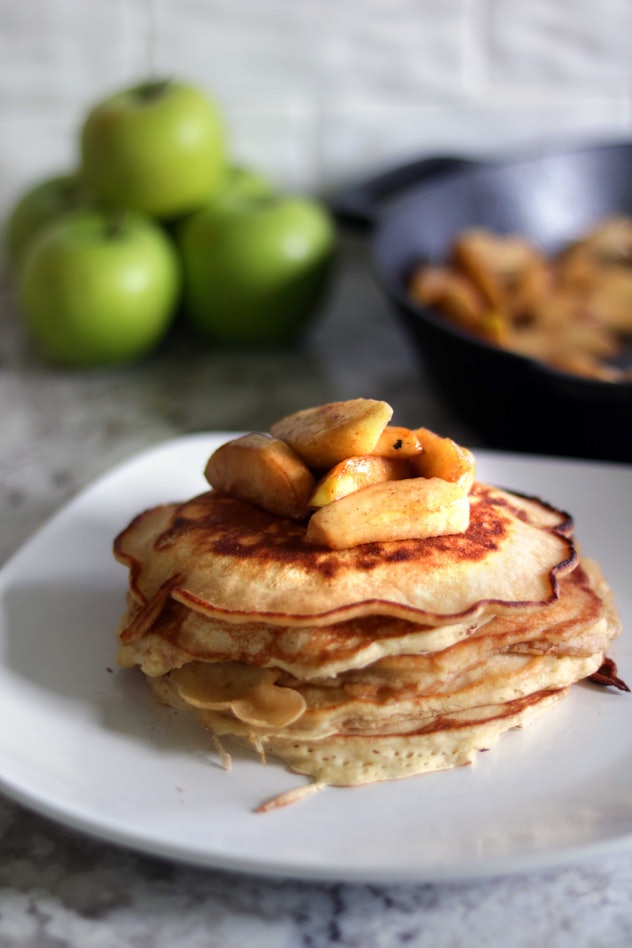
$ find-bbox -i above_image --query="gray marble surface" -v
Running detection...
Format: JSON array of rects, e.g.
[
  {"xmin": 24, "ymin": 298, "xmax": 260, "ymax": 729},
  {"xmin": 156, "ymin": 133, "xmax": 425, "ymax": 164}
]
[{"xmin": 1, "ymin": 233, "xmax": 632, "ymax": 947}]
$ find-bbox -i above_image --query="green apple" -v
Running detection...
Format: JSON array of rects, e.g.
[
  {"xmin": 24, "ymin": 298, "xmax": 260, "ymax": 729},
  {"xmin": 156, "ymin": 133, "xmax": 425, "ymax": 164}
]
[
  {"xmin": 178, "ymin": 193, "xmax": 336, "ymax": 345},
  {"xmin": 80, "ymin": 79, "xmax": 226, "ymax": 219},
  {"xmin": 166, "ymin": 164, "xmax": 275, "ymax": 240},
  {"xmin": 218, "ymin": 164, "xmax": 275, "ymax": 202},
  {"xmin": 18, "ymin": 209, "xmax": 181, "ymax": 367},
  {"xmin": 5, "ymin": 173, "xmax": 92, "ymax": 271}
]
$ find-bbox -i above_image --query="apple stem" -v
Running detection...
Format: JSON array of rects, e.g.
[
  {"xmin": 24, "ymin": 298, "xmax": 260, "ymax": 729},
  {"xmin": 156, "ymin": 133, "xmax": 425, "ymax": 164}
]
[
  {"xmin": 134, "ymin": 78, "xmax": 172, "ymax": 102},
  {"xmin": 104, "ymin": 213, "xmax": 128, "ymax": 239}
]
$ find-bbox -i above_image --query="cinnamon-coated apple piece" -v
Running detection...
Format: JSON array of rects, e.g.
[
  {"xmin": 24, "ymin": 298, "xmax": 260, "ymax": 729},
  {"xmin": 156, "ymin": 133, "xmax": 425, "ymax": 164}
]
[
  {"xmin": 270, "ymin": 398, "xmax": 393, "ymax": 469},
  {"xmin": 204, "ymin": 432, "xmax": 315, "ymax": 518},
  {"xmin": 413, "ymin": 428, "xmax": 475, "ymax": 492},
  {"xmin": 309, "ymin": 455, "xmax": 412, "ymax": 508},
  {"xmin": 371, "ymin": 425, "xmax": 423, "ymax": 458},
  {"xmin": 305, "ymin": 478, "xmax": 471, "ymax": 549}
]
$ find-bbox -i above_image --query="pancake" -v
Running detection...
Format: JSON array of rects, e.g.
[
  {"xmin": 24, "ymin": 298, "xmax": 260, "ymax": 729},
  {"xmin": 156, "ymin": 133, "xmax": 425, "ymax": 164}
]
[
  {"xmin": 116, "ymin": 561, "xmax": 613, "ymax": 682},
  {"xmin": 243, "ymin": 691, "xmax": 569, "ymax": 792},
  {"xmin": 148, "ymin": 672, "xmax": 568, "ymax": 788},
  {"xmin": 114, "ymin": 482, "xmax": 576, "ymax": 627},
  {"xmin": 116, "ymin": 601, "xmax": 490, "ymax": 679},
  {"xmin": 140, "ymin": 561, "xmax": 616, "ymax": 755},
  {"xmin": 112, "ymin": 399, "xmax": 625, "ymax": 806},
  {"xmin": 153, "ymin": 652, "xmax": 599, "ymax": 740}
]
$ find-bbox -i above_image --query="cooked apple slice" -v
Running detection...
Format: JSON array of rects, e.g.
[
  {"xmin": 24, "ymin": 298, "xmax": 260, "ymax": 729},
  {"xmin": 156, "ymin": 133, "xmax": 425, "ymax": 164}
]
[
  {"xmin": 171, "ymin": 662, "xmax": 306, "ymax": 727},
  {"xmin": 309, "ymin": 455, "xmax": 412, "ymax": 508},
  {"xmin": 412, "ymin": 428, "xmax": 475, "ymax": 492},
  {"xmin": 204, "ymin": 432, "xmax": 315, "ymax": 519},
  {"xmin": 450, "ymin": 229, "xmax": 508, "ymax": 311},
  {"xmin": 270, "ymin": 398, "xmax": 393, "ymax": 469},
  {"xmin": 305, "ymin": 478, "xmax": 471, "ymax": 549},
  {"xmin": 371, "ymin": 425, "xmax": 423, "ymax": 458}
]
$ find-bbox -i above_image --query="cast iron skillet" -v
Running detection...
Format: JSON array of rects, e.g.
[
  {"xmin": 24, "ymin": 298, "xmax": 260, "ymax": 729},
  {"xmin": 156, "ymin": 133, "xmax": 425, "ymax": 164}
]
[{"xmin": 333, "ymin": 141, "xmax": 632, "ymax": 463}]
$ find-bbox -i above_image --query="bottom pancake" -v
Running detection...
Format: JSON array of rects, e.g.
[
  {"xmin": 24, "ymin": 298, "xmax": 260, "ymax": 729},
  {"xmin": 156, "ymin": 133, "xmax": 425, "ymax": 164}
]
[
  {"xmin": 147, "ymin": 674, "xmax": 567, "ymax": 786},
  {"xmin": 246, "ymin": 690, "xmax": 567, "ymax": 787}
]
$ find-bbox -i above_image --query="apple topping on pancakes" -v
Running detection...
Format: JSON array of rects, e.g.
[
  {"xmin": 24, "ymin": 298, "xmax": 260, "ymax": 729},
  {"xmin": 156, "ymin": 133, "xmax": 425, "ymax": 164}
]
[
  {"xmin": 206, "ymin": 399, "xmax": 477, "ymax": 547},
  {"xmin": 113, "ymin": 398, "xmax": 626, "ymax": 810}
]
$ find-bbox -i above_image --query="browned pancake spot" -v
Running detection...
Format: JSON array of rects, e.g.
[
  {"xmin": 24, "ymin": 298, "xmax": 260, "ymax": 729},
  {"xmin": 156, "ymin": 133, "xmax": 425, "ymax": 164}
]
[{"xmin": 151, "ymin": 486, "xmax": 513, "ymax": 577}]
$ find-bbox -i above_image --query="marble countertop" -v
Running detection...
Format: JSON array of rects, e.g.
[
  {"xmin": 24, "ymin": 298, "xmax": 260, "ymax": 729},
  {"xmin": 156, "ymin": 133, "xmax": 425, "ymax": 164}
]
[{"xmin": 1, "ymin": 233, "xmax": 632, "ymax": 947}]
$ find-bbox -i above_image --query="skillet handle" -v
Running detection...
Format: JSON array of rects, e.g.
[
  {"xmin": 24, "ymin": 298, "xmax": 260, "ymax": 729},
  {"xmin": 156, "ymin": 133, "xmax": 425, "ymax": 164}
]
[{"xmin": 330, "ymin": 155, "xmax": 476, "ymax": 227}]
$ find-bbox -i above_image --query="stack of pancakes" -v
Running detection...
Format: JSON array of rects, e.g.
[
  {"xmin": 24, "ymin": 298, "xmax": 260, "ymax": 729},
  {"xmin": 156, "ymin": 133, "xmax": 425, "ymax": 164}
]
[{"xmin": 113, "ymin": 408, "xmax": 622, "ymax": 804}]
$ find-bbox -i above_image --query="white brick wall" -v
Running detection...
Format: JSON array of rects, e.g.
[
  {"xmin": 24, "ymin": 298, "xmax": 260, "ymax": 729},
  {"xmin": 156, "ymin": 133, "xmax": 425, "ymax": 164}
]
[{"xmin": 0, "ymin": 0, "xmax": 630, "ymax": 216}]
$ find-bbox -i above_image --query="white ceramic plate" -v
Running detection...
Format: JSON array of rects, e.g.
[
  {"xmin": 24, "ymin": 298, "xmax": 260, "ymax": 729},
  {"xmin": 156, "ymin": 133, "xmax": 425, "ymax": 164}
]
[{"xmin": 1, "ymin": 434, "xmax": 631, "ymax": 883}]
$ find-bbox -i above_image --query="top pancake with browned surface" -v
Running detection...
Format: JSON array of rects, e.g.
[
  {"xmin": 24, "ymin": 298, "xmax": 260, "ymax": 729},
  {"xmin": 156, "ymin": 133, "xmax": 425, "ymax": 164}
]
[{"xmin": 113, "ymin": 482, "xmax": 576, "ymax": 627}]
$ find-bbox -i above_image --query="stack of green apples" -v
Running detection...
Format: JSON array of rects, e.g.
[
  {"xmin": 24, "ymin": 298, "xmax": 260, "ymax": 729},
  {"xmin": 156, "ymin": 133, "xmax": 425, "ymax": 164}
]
[{"xmin": 6, "ymin": 80, "xmax": 336, "ymax": 367}]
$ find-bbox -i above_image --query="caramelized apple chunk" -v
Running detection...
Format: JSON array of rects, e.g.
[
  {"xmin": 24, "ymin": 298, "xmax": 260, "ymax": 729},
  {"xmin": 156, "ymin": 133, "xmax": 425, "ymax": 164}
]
[
  {"xmin": 309, "ymin": 455, "xmax": 412, "ymax": 508},
  {"xmin": 204, "ymin": 432, "xmax": 314, "ymax": 519},
  {"xmin": 305, "ymin": 478, "xmax": 471, "ymax": 549},
  {"xmin": 412, "ymin": 428, "xmax": 476, "ymax": 493},
  {"xmin": 371, "ymin": 425, "xmax": 423, "ymax": 458},
  {"xmin": 270, "ymin": 398, "xmax": 393, "ymax": 469}
]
